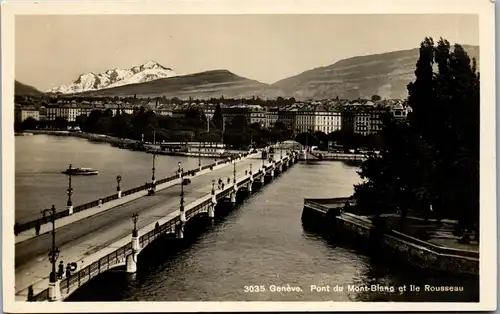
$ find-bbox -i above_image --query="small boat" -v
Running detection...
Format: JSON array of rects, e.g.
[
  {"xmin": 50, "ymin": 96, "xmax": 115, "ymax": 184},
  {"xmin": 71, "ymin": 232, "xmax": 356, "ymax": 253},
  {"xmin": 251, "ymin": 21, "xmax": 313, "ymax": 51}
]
[{"xmin": 62, "ymin": 167, "xmax": 99, "ymax": 176}]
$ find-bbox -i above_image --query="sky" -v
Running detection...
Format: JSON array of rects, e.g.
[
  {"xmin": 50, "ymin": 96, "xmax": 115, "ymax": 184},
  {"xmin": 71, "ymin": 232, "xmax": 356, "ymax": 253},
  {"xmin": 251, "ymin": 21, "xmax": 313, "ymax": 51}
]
[{"xmin": 15, "ymin": 14, "xmax": 478, "ymax": 92}]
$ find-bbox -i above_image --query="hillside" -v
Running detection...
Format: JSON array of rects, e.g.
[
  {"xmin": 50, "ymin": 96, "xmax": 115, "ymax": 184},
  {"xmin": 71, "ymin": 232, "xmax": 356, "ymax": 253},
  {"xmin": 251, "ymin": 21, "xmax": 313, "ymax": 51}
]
[
  {"xmin": 15, "ymin": 81, "xmax": 44, "ymax": 96},
  {"xmin": 78, "ymin": 70, "xmax": 270, "ymax": 99},
  {"xmin": 266, "ymin": 45, "xmax": 480, "ymax": 100}
]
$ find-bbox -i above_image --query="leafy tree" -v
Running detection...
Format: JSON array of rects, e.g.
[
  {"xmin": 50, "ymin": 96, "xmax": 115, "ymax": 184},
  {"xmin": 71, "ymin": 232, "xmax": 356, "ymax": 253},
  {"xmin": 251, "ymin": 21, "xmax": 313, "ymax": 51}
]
[
  {"xmin": 21, "ymin": 117, "xmax": 38, "ymax": 130},
  {"xmin": 212, "ymin": 104, "xmax": 223, "ymax": 130},
  {"xmin": 75, "ymin": 115, "xmax": 87, "ymax": 128},
  {"xmin": 295, "ymin": 132, "xmax": 317, "ymax": 147},
  {"xmin": 83, "ymin": 110, "xmax": 103, "ymax": 132},
  {"xmin": 354, "ymin": 37, "xmax": 479, "ymax": 234},
  {"xmin": 371, "ymin": 95, "xmax": 382, "ymax": 101},
  {"xmin": 54, "ymin": 117, "xmax": 68, "ymax": 130}
]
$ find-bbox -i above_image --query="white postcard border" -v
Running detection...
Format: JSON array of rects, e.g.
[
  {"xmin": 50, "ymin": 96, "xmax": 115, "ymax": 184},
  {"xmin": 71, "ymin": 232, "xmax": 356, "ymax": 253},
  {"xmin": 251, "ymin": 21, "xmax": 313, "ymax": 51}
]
[{"xmin": 2, "ymin": 0, "xmax": 496, "ymax": 312}]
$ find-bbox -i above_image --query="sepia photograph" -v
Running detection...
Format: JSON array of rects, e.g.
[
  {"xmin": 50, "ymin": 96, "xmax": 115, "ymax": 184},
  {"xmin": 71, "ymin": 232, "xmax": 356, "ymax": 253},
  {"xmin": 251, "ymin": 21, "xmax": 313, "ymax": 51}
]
[{"xmin": 2, "ymin": 0, "xmax": 496, "ymax": 312}]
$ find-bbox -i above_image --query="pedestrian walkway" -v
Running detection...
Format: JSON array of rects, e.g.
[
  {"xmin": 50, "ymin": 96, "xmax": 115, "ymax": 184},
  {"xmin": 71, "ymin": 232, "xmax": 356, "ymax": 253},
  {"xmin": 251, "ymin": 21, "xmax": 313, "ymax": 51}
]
[
  {"xmin": 15, "ymin": 152, "xmax": 259, "ymax": 245},
  {"xmin": 15, "ymin": 153, "xmax": 273, "ymax": 300}
]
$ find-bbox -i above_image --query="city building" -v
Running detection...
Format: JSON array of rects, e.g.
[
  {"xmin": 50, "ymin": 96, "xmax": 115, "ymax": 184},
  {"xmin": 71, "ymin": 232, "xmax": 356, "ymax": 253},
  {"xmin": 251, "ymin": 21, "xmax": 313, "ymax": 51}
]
[
  {"xmin": 296, "ymin": 105, "xmax": 315, "ymax": 133},
  {"xmin": 265, "ymin": 107, "xmax": 279, "ymax": 129},
  {"xmin": 221, "ymin": 107, "xmax": 251, "ymax": 124},
  {"xmin": 277, "ymin": 107, "xmax": 298, "ymax": 132},
  {"xmin": 314, "ymin": 105, "xmax": 342, "ymax": 134},
  {"xmin": 249, "ymin": 106, "xmax": 266, "ymax": 126},
  {"xmin": 15, "ymin": 105, "xmax": 40, "ymax": 123}
]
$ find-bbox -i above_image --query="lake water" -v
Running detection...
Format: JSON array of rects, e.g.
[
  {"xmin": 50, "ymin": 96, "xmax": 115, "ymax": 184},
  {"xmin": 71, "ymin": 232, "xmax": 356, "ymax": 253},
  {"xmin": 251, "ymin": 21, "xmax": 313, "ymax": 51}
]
[{"xmin": 16, "ymin": 135, "xmax": 479, "ymax": 302}]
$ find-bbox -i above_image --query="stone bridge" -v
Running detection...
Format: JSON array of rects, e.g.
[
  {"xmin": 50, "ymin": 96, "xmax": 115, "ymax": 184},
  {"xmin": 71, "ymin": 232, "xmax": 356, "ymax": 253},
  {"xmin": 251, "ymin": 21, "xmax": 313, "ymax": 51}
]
[{"xmin": 30, "ymin": 151, "xmax": 299, "ymax": 302}]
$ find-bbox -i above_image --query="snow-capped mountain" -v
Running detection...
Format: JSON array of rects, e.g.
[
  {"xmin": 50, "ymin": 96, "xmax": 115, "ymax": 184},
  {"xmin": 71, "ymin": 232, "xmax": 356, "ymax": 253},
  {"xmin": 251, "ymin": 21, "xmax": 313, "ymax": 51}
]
[{"xmin": 48, "ymin": 61, "xmax": 178, "ymax": 94}]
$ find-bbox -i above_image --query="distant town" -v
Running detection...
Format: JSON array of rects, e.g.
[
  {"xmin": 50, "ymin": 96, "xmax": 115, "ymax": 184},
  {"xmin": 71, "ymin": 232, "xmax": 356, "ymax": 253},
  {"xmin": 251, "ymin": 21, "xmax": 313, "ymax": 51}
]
[{"xmin": 14, "ymin": 95, "xmax": 410, "ymax": 144}]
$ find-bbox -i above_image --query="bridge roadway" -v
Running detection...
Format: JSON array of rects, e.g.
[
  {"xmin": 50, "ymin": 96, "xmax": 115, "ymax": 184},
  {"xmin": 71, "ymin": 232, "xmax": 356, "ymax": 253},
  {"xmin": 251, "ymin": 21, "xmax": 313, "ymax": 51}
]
[{"xmin": 15, "ymin": 153, "xmax": 282, "ymax": 298}]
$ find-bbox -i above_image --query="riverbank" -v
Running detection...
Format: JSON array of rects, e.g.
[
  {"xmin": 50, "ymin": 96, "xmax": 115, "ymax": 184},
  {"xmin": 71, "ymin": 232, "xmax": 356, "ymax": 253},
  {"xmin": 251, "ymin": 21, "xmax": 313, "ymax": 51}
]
[
  {"xmin": 25, "ymin": 130, "xmax": 248, "ymax": 158},
  {"xmin": 302, "ymin": 198, "xmax": 479, "ymax": 276}
]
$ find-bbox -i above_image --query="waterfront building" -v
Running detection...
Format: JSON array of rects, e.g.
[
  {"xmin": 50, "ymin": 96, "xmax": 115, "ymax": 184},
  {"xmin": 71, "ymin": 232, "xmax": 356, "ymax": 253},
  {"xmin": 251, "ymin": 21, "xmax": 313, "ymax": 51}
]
[
  {"xmin": 79, "ymin": 104, "xmax": 94, "ymax": 117},
  {"xmin": 249, "ymin": 106, "xmax": 266, "ymax": 126},
  {"xmin": 296, "ymin": 105, "xmax": 315, "ymax": 133},
  {"xmin": 221, "ymin": 107, "xmax": 252, "ymax": 124},
  {"xmin": 278, "ymin": 105, "xmax": 299, "ymax": 131},
  {"xmin": 265, "ymin": 107, "xmax": 279, "ymax": 128},
  {"xmin": 314, "ymin": 104, "xmax": 342, "ymax": 134},
  {"xmin": 390, "ymin": 101, "xmax": 411, "ymax": 121},
  {"xmin": 15, "ymin": 105, "xmax": 40, "ymax": 122}
]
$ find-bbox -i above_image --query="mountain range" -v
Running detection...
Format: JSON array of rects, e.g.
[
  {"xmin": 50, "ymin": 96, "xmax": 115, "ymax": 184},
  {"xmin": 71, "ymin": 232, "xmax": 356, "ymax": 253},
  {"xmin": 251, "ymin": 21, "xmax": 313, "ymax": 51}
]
[
  {"xmin": 16, "ymin": 45, "xmax": 479, "ymax": 100},
  {"xmin": 48, "ymin": 61, "xmax": 177, "ymax": 94}
]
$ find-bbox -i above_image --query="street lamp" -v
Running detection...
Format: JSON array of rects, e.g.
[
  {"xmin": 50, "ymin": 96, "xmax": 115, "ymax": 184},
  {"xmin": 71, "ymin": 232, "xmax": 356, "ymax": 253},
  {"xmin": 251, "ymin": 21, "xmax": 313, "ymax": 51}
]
[
  {"xmin": 132, "ymin": 213, "xmax": 138, "ymax": 237},
  {"xmin": 212, "ymin": 179, "xmax": 215, "ymax": 195},
  {"xmin": 233, "ymin": 160, "xmax": 236, "ymax": 184},
  {"xmin": 179, "ymin": 162, "xmax": 185, "ymax": 212},
  {"xmin": 116, "ymin": 175, "xmax": 122, "ymax": 192},
  {"xmin": 41, "ymin": 205, "xmax": 59, "ymax": 283},
  {"xmin": 151, "ymin": 153, "xmax": 156, "ymax": 190},
  {"xmin": 249, "ymin": 163, "xmax": 252, "ymax": 175},
  {"xmin": 66, "ymin": 164, "xmax": 73, "ymax": 210},
  {"xmin": 198, "ymin": 141, "xmax": 201, "ymax": 169}
]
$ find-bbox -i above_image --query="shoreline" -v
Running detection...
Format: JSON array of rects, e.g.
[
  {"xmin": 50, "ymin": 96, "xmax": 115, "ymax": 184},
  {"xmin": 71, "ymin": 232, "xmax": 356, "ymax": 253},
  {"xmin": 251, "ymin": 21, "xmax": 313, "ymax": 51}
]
[
  {"xmin": 302, "ymin": 198, "xmax": 479, "ymax": 276},
  {"xmin": 21, "ymin": 130, "xmax": 248, "ymax": 158}
]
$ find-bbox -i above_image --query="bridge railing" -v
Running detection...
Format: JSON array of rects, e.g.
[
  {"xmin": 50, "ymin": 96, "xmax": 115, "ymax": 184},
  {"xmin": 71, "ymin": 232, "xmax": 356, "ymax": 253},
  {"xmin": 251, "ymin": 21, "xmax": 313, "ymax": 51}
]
[
  {"xmin": 31, "ymin": 151, "xmax": 287, "ymax": 301},
  {"xmin": 33, "ymin": 288, "xmax": 49, "ymax": 302},
  {"xmin": 16, "ymin": 152, "xmax": 252, "ymax": 234}
]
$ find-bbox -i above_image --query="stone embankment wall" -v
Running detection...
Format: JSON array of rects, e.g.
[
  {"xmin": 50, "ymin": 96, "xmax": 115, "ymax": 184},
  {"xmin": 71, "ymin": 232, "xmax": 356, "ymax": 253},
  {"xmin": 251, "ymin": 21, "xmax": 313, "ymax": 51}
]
[{"xmin": 302, "ymin": 199, "xmax": 479, "ymax": 276}]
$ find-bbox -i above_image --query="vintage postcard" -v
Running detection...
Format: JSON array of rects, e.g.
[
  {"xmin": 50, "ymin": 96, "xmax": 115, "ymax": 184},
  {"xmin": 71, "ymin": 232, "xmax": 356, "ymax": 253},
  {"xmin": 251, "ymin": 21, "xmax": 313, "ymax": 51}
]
[{"xmin": 2, "ymin": 0, "xmax": 496, "ymax": 312}]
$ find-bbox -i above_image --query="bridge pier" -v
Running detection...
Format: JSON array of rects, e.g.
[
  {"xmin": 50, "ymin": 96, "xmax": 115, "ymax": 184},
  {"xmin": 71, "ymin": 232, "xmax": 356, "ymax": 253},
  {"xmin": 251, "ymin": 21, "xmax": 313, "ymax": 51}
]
[
  {"xmin": 177, "ymin": 211, "xmax": 186, "ymax": 239},
  {"xmin": 175, "ymin": 223, "xmax": 185, "ymax": 239},
  {"xmin": 230, "ymin": 190, "xmax": 237, "ymax": 205},
  {"xmin": 48, "ymin": 280, "xmax": 61, "ymax": 302},
  {"xmin": 126, "ymin": 233, "xmax": 140, "ymax": 273},
  {"xmin": 247, "ymin": 181, "xmax": 252, "ymax": 193},
  {"xmin": 209, "ymin": 193, "xmax": 217, "ymax": 219}
]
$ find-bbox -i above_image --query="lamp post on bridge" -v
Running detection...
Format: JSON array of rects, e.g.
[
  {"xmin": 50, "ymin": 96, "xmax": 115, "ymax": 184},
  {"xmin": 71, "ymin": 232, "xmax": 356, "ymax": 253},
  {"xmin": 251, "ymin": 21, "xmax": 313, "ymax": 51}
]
[
  {"xmin": 116, "ymin": 175, "xmax": 122, "ymax": 198},
  {"xmin": 151, "ymin": 153, "xmax": 157, "ymax": 193},
  {"xmin": 249, "ymin": 163, "xmax": 252, "ymax": 175},
  {"xmin": 233, "ymin": 160, "xmax": 236, "ymax": 184},
  {"xmin": 212, "ymin": 179, "xmax": 215, "ymax": 195},
  {"xmin": 198, "ymin": 141, "xmax": 201, "ymax": 170},
  {"xmin": 132, "ymin": 213, "xmax": 138, "ymax": 237},
  {"xmin": 179, "ymin": 162, "xmax": 185, "ymax": 212},
  {"xmin": 41, "ymin": 205, "xmax": 61, "ymax": 301},
  {"xmin": 66, "ymin": 164, "xmax": 74, "ymax": 215}
]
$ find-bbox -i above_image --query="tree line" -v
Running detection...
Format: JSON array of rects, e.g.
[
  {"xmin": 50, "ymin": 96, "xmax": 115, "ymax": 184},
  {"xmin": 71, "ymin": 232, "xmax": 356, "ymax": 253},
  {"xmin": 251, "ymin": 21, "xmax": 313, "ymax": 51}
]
[
  {"xmin": 353, "ymin": 38, "xmax": 479, "ymax": 239},
  {"xmin": 17, "ymin": 104, "xmax": 295, "ymax": 149}
]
